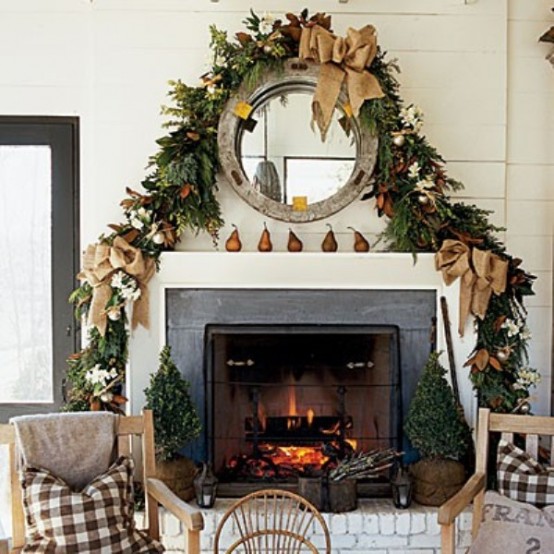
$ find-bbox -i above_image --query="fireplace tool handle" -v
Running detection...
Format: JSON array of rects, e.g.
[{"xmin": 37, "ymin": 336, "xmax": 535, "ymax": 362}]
[{"xmin": 250, "ymin": 387, "xmax": 261, "ymax": 458}]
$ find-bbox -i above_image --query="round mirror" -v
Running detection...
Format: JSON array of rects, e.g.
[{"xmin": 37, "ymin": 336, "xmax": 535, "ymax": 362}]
[{"xmin": 218, "ymin": 60, "xmax": 378, "ymax": 223}]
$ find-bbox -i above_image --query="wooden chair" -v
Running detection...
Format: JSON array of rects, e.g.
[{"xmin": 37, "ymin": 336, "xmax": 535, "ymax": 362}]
[
  {"xmin": 214, "ymin": 488, "xmax": 331, "ymax": 553},
  {"xmin": 438, "ymin": 407, "xmax": 554, "ymax": 554},
  {"xmin": 0, "ymin": 410, "xmax": 204, "ymax": 554}
]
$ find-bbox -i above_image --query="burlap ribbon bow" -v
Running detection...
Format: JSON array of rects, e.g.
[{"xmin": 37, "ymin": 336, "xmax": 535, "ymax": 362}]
[
  {"xmin": 435, "ymin": 239, "xmax": 508, "ymax": 336},
  {"xmin": 78, "ymin": 236, "xmax": 156, "ymax": 336},
  {"xmin": 299, "ymin": 24, "xmax": 384, "ymax": 139}
]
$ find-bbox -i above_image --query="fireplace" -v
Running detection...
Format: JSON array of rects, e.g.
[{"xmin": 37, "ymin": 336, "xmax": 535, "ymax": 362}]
[
  {"xmin": 205, "ymin": 324, "xmax": 401, "ymax": 494},
  {"xmin": 165, "ymin": 286, "xmax": 437, "ymax": 496}
]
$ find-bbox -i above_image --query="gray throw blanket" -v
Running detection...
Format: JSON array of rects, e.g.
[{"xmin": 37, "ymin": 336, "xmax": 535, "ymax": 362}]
[{"xmin": 11, "ymin": 412, "xmax": 117, "ymax": 491}]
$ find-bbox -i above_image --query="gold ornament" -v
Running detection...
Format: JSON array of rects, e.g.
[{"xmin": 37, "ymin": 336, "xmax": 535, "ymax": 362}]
[
  {"xmin": 393, "ymin": 134, "xmax": 405, "ymax": 147},
  {"xmin": 418, "ymin": 194, "xmax": 430, "ymax": 205},
  {"xmin": 496, "ymin": 348, "xmax": 511, "ymax": 363},
  {"xmin": 107, "ymin": 307, "xmax": 122, "ymax": 322},
  {"xmin": 152, "ymin": 232, "xmax": 165, "ymax": 245},
  {"xmin": 518, "ymin": 401, "xmax": 531, "ymax": 415}
]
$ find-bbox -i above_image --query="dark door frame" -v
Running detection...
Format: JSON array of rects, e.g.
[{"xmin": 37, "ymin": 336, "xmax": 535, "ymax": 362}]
[{"xmin": 0, "ymin": 116, "xmax": 80, "ymax": 421}]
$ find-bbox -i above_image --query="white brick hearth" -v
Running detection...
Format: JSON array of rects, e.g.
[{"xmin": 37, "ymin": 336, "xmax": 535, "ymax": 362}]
[{"xmin": 140, "ymin": 500, "xmax": 472, "ymax": 554}]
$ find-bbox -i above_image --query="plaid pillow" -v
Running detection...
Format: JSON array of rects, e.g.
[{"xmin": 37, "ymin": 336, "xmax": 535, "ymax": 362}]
[
  {"xmin": 497, "ymin": 439, "xmax": 554, "ymax": 507},
  {"xmin": 21, "ymin": 455, "xmax": 164, "ymax": 553}
]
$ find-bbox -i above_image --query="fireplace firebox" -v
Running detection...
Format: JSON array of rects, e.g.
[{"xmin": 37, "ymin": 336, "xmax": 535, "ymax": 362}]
[{"xmin": 204, "ymin": 324, "xmax": 401, "ymax": 496}]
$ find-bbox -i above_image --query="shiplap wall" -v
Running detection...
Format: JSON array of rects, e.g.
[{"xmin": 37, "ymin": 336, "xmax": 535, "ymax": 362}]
[
  {"xmin": 0, "ymin": 0, "xmax": 553, "ymax": 538},
  {"xmin": 0, "ymin": 0, "xmax": 551, "ymax": 412}
]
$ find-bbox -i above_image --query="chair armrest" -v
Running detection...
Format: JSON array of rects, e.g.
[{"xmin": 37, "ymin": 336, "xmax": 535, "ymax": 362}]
[
  {"xmin": 146, "ymin": 477, "xmax": 204, "ymax": 531},
  {"xmin": 438, "ymin": 472, "xmax": 486, "ymax": 525}
]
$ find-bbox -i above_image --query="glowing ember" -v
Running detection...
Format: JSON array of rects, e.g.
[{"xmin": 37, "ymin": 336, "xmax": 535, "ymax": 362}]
[
  {"xmin": 306, "ymin": 408, "xmax": 315, "ymax": 426},
  {"xmin": 260, "ymin": 444, "xmax": 330, "ymax": 472}
]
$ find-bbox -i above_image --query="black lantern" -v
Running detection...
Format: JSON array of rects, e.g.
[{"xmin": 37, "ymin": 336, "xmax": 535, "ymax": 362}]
[
  {"xmin": 194, "ymin": 463, "xmax": 218, "ymax": 508},
  {"xmin": 391, "ymin": 465, "xmax": 412, "ymax": 509}
]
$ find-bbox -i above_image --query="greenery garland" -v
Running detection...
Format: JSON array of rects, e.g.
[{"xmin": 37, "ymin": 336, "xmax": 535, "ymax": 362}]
[{"xmin": 64, "ymin": 9, "xmax": 537, "ymax": 415}]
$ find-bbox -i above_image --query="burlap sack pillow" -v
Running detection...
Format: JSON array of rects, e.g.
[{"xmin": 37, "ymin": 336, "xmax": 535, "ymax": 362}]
[{"xmin": 469, "ymin": 491, "xmax": 554, "ymax": 554}]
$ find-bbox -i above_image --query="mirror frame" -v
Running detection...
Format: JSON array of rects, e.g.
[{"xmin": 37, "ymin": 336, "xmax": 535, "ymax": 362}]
[{"xmin": 218, "ymin": 59, "xmax": 378, "ymax": 223}]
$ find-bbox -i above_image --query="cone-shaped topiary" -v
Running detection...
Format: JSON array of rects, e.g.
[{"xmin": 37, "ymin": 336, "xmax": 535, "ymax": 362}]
[
  {"xmin": 144, "ymin": 346, "xmax": 201, "ymax": 461},
  {"xmin": 404, "ymin": 352, "xmax": 471, "ymax": 460}
]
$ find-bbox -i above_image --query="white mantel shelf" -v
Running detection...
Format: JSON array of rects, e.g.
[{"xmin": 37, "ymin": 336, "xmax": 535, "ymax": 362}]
[{"xmin": 157, "ymin": 251, "xmax": 442, "ymax": 289}]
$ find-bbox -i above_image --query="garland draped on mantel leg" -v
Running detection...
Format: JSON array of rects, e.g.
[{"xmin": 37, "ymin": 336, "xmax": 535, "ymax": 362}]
[{"xmin": 64, "ymin": 9, "xmax": 537, "ymax": 415}]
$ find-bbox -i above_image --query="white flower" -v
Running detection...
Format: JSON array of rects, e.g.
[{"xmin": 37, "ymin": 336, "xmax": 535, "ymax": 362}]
[
  {"xmin": 520, "ymin": 326, "xmax": 532, "ymax": 341},
  {"xmin": 111, "ymin": 271, "xmax": 140, "ymax": 303},
  {"xmin": 111, "ymin": 271, "xmax": 125, "ymax": 290},
  {"xmin": 100, "ymin": 392, "xmax": 114, "ymax": 403},
  {"xmin": 129, "ymin": 206, "xmax": 150, "ymax": 229},
  {"xmin": 408, "ymin": 162, "xmax": 420, "ymax": 179},
  {"xmin": 400, "ymin": 104, "xmax": 424, "ymax": 132},
  {"xmin": 130, "ymin": 217, "xmax": 144, "ymax": 230},
  {"xmin": 85, "ymin": 364, "xmax": 114, "ymax": 387},
  {"xmin": 121, "ymin": 285, "xmax": 141, "ymax": 302},
  {"xmin": 502, "ymin": 318, "xmax": 520, "ymax": 338},
  {"xmin": 415, "ymin": 178, "xmax": 434, "ymax": 191},
  {"xmin": 513, "ymin": 367, "xmax": 541, "ymax": 390},
  {"xmin": 259, "ymin": 12, "xmax": 275, "ymax": 34}
]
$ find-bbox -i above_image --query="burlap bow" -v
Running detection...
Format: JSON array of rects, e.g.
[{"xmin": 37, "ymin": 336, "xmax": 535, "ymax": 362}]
[
  {"xmin": 435, "ymin": 239, "xmax": 508, "ymax": 336},
  {"xmin": 299, "ymin": 24, "xmax": 384, "ymax": 139},
  {"xmin": 78, "ymin": 236, "xmax": 156, "ymax": 336}
]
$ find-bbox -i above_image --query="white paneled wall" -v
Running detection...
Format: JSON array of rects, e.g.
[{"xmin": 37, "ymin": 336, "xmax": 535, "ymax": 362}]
[
  {"xmin": 506, "ymin": 0, "xmax": 554, "ymax": 415},
  {"xmin": 0, "ymin": 2, "xmax": 551, "ymax": 409}
]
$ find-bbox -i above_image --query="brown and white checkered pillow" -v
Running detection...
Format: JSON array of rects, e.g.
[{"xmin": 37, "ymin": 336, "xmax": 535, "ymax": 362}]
[
  {"xmin": 497, "ymin": 439, "xmax": 554, "ymax": 507},
  {"xmin": 21, "ymin": 455, "xmax": 164, "ymax": 553}
]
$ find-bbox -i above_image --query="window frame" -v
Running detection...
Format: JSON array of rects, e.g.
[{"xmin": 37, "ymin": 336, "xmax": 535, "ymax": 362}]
[{"xmin": 0, "ymin": 116, "xmax": 80, "ymax": 420}]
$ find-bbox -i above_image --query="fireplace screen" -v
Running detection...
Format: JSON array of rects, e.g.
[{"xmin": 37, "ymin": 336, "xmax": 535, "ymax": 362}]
[{"xmin": 205, "ymin": 324, "xmax": 401, "ymax": 495}]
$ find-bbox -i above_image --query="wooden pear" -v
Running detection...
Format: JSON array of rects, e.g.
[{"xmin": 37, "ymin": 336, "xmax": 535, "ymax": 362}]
[
  {"xmin": 321, "ymin": 223, "xmax": 338, "ymax": 252},
  {"xmin": 225, "ymin": 224, "xmax": 242, "ymax": 252},
  {"xmin": 257, "ymin": 222, "xmax": 273, "ymax": 252},
  {"xmin": 287, "ymin": 228, "xmax": 303, "ymax": 252},
  {"xmin": 348, "ymin": 226, "xmax": 370, "ymax": 252}
]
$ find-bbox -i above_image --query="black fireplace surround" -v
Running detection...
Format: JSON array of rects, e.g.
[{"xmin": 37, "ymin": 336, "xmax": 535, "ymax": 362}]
[{"xmin": 166, "ymin": 288, "xmax": 436, "ymax": 491}]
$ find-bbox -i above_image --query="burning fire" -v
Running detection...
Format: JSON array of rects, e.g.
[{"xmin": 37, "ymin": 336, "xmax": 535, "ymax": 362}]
[
  {"xmin": 260, "ymin": 444, "xmax": 329, "ymax": 472},
  {"xmin": 287, "ymin": 378, "xmax": 297, "ymax": 416}
]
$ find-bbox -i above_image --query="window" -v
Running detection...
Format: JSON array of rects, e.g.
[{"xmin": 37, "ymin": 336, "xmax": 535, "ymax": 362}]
[{"xmin": 0, "ymin": 117, "xmax": 79, "ymax": 420}]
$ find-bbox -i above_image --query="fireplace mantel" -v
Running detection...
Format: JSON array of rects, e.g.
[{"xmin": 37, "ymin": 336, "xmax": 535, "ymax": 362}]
[{"xmin": 128, "ymin": 252, "xmax": 477, "ymax": 426}]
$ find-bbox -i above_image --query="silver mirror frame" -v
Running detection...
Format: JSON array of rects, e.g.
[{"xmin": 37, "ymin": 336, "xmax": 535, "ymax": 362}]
[{"xmin": 218, "ymin": 59, "xmax": 378, "ymax": 223}]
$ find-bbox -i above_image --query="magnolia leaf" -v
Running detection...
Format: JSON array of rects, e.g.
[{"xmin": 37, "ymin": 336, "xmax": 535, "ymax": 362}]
[
  {"xmin": 125, "ymin": 186, "xmax": 143, "ymax": 198},
  {"xmin": 474, "ymin": 348, "xmax": 490, "ymax": 371},
  {"xmin": 112, "ymin": 394, "xmax": 127, "ymax": 405},
  {"xmin": 236, "ymin": 32, "xmax": 252, "ymax": 45},
  {"xmin": 90, "ymin": 399, "xmax": 101, "ymax": 411},
  {"xmin": 285, "ymin": 13, "xmax": 300, "ymax": 25},
  {"xmin": 108, "ymin": 224, "xmax": 123, "ymax": 232},
  {"xmin": 121, "ymin": 229, "xmax": 140, "ymax": 244},
  {"xmin": 120, "ymin": 198, "xmax": 134, "ymax": 210},
  {"xmin": 494, "ymin": 315, "xmax": 507, "ymax": 333},
  {"xmin": 489, "ymin": 357, "xmax": 502, "ymax": 371},
  {"xmin": 384, "ymin": 196, "xmax": 395, "ymax": 218},
  {"xmin": 180, "ymin": 184, "xmax": 192, "ymax": 199},
  {"xmin": 186, "ymin": 131, "xmax": 200, "ymax": 141}
]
